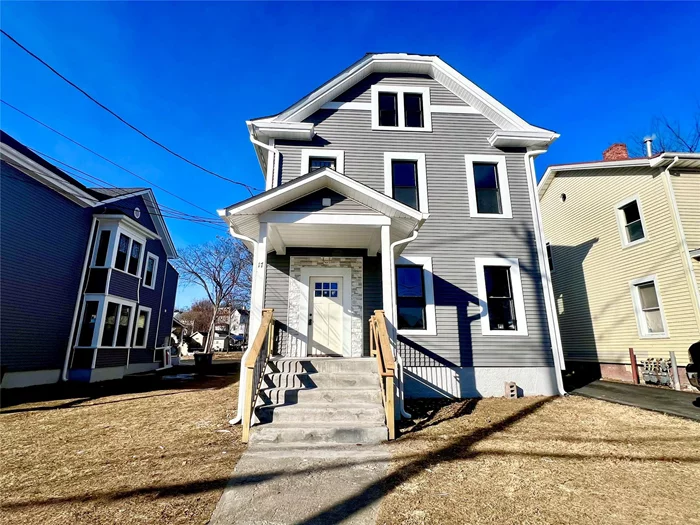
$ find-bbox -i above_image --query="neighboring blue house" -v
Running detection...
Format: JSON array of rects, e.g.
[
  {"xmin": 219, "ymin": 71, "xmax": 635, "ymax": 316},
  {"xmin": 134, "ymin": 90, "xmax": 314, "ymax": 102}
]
[{"xmin": 1, "ymin": 131, "xmax": 179, "ymax": 388}]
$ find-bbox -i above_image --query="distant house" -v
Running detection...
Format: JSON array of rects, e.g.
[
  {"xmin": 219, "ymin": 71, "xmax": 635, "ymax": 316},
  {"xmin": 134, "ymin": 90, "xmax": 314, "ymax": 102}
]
[
  {"xmin": 0, "ymin": 131, "xmax": 179, "ymax": 388},
  {"xmin": 231, "ymin": 308, "xmax": 249, "ymax": 337},
  {"xmin": 539, "ymin": 143, "xmax": 700, "ymax": 388}
]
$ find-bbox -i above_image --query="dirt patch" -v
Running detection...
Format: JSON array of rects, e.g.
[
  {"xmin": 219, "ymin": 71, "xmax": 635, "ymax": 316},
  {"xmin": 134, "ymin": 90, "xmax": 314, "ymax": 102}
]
[
  {"xmin": 377, "ymin": 396, "xmax": 700, "ymax": 525},
  {"xmin": 0, "ymin": 372, "xmax": 244, "ymax": 524}
]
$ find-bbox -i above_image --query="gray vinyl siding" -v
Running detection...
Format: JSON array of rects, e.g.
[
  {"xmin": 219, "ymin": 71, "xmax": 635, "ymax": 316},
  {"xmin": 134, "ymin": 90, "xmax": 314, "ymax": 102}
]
[
  {"xmin": 275, "ymin": 188, "xmax": 379, "ymax": 215},
  {"xmin": 333, "ymin": 73, "xmax": 468, "ymax": 106},
  {"xmin": 273, "ymin": 73, "xmax": 553, "ymax": 368},
  {"xmin": 265, "ymin": 249, "xmax": 383, "ymax": 357}
]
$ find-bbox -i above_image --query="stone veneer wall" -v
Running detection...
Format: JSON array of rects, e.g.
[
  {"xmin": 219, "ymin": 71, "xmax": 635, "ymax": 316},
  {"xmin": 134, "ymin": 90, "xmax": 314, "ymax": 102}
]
[{"xmin": 287, "ymin": 256, "xmax": 364, "ymax": 357}]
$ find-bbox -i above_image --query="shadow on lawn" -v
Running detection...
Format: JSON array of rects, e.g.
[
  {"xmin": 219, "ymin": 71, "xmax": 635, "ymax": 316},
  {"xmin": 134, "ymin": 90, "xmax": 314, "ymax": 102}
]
[
  {"xmin": 0, "ymin": 362, "xmax": 240, "ymax": 413},
  {"xmin": 7, "ymin": 395, "xmax": 700, "ymax": 517}
]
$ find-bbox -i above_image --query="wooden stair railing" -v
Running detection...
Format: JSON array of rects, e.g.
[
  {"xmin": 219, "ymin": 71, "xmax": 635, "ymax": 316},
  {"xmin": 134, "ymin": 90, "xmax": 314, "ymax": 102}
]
[
  {"xmin": 241, "ymin": 308, "xmax": 274, "ymax": 443},
  {"xmin": 368, "ymin": 310, "xmax": 396, "ymax": 440}
]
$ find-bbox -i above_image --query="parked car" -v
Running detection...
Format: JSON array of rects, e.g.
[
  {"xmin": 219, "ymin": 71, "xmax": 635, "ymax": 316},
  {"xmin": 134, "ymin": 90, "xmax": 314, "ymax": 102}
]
[{"xmin": 687, "ymin": 342, "xmax": 699, "ymax": 390}]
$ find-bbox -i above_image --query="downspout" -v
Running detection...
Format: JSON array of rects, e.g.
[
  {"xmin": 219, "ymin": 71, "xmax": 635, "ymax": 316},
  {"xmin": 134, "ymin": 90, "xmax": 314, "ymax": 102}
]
[
  {"xmin": 249, "ymin": 133, "xmax": 279, "ymax": 191},
  {"xmin": 389, "ymin": 228, "xmax": 419, "ymax": 418},
  {"xmin": 62, "ymin": 216, "xmax": 98, "ymax": 381},
  {"xmin": 227, "ymin": 222, "xmax": 258, "ymax": 425},
  {"xmin": 525, "ymin": 149, "xmax": 566, "ymax": 396}
]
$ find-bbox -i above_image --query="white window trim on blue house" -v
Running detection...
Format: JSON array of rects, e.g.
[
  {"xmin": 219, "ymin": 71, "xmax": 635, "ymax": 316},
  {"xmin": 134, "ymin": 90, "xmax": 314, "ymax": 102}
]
[
  {"xmin": 143, "ymin": 253, "xmax": 159, "ymax": 290},
  {"xmin": 76, "ymin": 294, "xmax": 137, "ymax": 350}
]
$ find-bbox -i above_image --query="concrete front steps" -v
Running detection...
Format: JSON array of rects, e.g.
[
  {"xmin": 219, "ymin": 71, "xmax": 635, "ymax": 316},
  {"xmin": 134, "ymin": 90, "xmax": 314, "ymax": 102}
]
[{"xmin": 250, "ymin": 357, "xmax": 388, "ymax": 446}]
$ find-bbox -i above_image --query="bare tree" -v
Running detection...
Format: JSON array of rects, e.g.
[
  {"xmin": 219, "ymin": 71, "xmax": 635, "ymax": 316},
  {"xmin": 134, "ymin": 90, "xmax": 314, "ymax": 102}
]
[
  {"xmin": 630, "ymin": 106, "xmax": 700, "ymax": 157},
  {"xmin": 179, "ymin": 299, "xmax": 215, "ymax": 333},
  {"xmin": 174, "ymin": 237, "xmax": 253, "ymax": 352}
]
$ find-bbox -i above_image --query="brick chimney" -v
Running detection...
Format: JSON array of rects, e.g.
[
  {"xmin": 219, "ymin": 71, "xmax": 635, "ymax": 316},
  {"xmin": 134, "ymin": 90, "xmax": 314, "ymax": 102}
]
[{"xmin": 603, "ymin": 143, "xmax": 629, "ymax": 161}]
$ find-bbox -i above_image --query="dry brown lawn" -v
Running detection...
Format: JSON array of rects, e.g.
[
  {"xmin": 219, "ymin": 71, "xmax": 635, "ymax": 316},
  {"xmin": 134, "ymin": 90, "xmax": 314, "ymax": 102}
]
[
  {"xmin": 0, "ymin": 371, "xmax": 244, "ymax": 525},
  {"xmin": 378, "ymin": 396, "xmax": 700, "ymax": 525}
]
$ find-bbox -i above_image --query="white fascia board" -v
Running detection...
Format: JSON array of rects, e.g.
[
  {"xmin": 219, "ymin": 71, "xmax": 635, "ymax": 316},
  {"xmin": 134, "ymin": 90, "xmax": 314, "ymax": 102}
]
[
  {"xmin": 259, "ymin": 211, "xmax": 391, "ymax": 226},
  {"xmin": 269, "ymin": 53, "xmax": 549, "ymax": 134},
  {"xmin": 250, "ymin": 121, "xmax": 315, "ymax": 141},
  {"xmin": 1, "ymin": 143, "xmax": 98, "ymax": 207},
  {"xmin": 488, "ymin": 130, "xmax": 559, "ymax": 148},
  {"xmin": 221, "ymin": 168, "xmax": 425, "ymax": 222}
]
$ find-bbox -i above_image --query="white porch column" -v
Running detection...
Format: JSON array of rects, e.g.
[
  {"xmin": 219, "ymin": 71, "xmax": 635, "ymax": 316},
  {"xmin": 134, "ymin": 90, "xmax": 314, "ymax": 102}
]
[
  {"xmin": 232, "ymin": 222, "xmax": 268, "ymax": 425},
  {"xmin": 248, "ymin": 222, "xmax": 269, "ymax": 341},
  {"xmin": 380, "ymin": 224, "xmax": 396, "ymax": 339}
]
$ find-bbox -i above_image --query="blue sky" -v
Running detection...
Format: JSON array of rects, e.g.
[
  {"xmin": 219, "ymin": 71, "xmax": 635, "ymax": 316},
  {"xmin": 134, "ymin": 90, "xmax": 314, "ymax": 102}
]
[{"xmin": 2, "ymin": 2, "xmax": 699, "ymax": 306}]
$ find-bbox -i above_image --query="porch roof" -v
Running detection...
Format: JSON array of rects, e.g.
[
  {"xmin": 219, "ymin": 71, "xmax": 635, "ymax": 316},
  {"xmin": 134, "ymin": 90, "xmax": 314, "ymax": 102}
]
[{"xmin": 218, "ymin": 168, "xmax": 428, "ymax": 252}]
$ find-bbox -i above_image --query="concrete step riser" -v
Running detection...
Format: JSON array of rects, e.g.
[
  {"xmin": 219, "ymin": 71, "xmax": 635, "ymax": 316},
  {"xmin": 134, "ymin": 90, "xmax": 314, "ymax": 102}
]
[
  {"xmin": 267, "ymin": 359, "xmax": 377, "ymax": 375},
  {"xmin": 259, "ymin": 388, "xmax": 382, "ymax": 405},
  {"xmin": 249, "ymin": 425, "xmax": 388, "ymax": 445},
  {"xmin": 262, "ymin": 373, "xmax": 379, "ymax": 390},
  {"xmin": 258, "ymin": 405, "xmax": 386, "ymax": 424}
]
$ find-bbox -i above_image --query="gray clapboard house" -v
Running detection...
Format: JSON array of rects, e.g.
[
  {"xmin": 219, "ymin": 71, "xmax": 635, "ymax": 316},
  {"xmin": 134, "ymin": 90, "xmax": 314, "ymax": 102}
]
[{"xmin": 219, "ymin": 54, "xmax": 565, "ymax": 443}]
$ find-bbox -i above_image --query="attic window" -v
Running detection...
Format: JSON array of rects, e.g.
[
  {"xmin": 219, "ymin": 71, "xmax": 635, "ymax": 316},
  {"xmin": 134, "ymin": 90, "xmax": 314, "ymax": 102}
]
[
  {"xmin": 371, "ymin": 85, "xmax": 432, "ymax": 131},
  {"xmin": 309, "ymin": 157, "xmax": 336, "ymax": 171}
]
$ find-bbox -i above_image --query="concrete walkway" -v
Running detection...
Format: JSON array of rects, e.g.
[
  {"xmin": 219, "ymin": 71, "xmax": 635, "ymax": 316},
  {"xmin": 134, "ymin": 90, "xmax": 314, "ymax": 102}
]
[
  {"xmin": 571, "ymin": 380, "xmax": 700, "ymax": 421},
  {"xmin": 209, "ymin": 444, "xmax": 391, "ymax": 525}
]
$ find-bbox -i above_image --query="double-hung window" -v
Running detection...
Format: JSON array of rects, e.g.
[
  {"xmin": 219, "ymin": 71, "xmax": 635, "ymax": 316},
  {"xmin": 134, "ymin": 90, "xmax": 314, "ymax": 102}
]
[
  {"xmin": 630, "ymin": 276, "xmax": 668, "ymax": 337},
  {"xmin": 300, "ymin": 149, "xmax": 345, "ymax": 175},
  {"xmin": 395, "ymin": 256, "xmax": 436, "ymax": 335},
  {"xmin": 475, "ymin": 257, "xmax": 528, "ymax": 336},
  {"xmin": 78, "ymin": 301, "xmax": 99, "ymax": 347},
  {"xmin": 616, "ymin": 196, "xmax": 647, "ymax": 247},
  {"xmin": 76, "ymin": 296, "xmax": 137, "ymax": 348},
  {"xmin": 113, "ymin": 233, "xmax": 143, "ymax": 276},
  {"xmin": 372, "ymin": 85, "xmax": 432, "ymax": 131},
  {"xmin": 465, "ymin": 155, "xmax": 512, "ymax": 218},
  {"xmin": 133, "ymin": 306, "xmax": 151, "ymax": 347},
  {"xmin": 143, "ymin": 253, "xmax": 159, "ymax": 289},
  {"xmin": 94, "ymin": 230, "xmax": 112, "ymax": 267},
  {"xmin": 384, "ymin": 152, "xmax": 428, "ymax": 213},
  {"xmin": 101, "ymin": 301, "xmax": 133, "ymax": 347}
]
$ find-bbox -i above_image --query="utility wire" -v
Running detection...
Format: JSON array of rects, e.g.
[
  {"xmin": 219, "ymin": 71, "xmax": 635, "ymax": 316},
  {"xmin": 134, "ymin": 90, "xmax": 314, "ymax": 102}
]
[
  {"xmin": 1, "ymin": 30, "xmax": 259, "ymax": 196},
  {"xmin": 2, "ymin": 99, "xmax": 220, "ymax": 218}
]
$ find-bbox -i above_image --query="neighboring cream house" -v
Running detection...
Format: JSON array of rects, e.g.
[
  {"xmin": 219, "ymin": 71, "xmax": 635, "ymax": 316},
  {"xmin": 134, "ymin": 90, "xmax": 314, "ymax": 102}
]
[{"xmin": 539, "ymin": 144, "xmax": 700, "ymax": 387}]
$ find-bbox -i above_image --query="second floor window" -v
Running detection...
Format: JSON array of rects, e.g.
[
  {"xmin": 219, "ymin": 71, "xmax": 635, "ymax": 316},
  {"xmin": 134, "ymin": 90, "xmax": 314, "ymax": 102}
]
[
  {"xmin": 143, "ymin": 253, "xmax": 158, "ymax": 289},
  {"xmin": 392, "ymin": 160, "xmax": 419, "ymax": 210},
  {"xmin": 619, "ymin": 199, "xmax": 645, "ymax": 245},
  {"xmin": 114, "ymin": 233, "xmax": 143, "ymax": 276},
  {"xmin": 94, "ymin": 230, "xmax": 111, "ymax": 267},
  {"xmin": 473, "ymin": 163, "xmax": 502, "ymax": 214}
]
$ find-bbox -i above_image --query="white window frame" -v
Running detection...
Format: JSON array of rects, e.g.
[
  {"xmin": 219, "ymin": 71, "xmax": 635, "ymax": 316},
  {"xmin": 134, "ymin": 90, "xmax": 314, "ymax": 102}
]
[
  {"xmin": 132, "ymin": 305, "xmax": 152, "ymax": 348},
  {"xmin": 629, "ymin": 275, "xmax": 669, "ymax": 338},
  {"xmin": 112, "ymin": 230, "xmax": 146, "ymax": 277},
  {"xmin": 91, "ymin": 225, "xmax": 119, "ymax": 268},
  {"xmin": 395, "ymin": 255, "xmax": 437, "ymax": 336},
  {"xmin": 142, "ymin": 253, "xmax": 159, "ymax": 290},
  {"xmin": 75, "ymin": 295, "xmax": 137, "ymax": 349},
  {"xmin": 383, "ymin": 152, "xmax": 429, "ymax": 213},
  {"xmin": 475, "ymin": 257, "xmax": 528, "ymax": 336},
  {"xmin": 615, "ymin": 195, "xmax": 648, "ymax": 248},
  {"xmin": 465, "ymin": 154, "xmax": 512, "ymax": 219},
  {"xmin": 300, "ymin": 149, "xmax": 345, "ymax": 176},
  {"xmin": 371, "ymin": 85, "xmax": 432, "ymax": 132}
]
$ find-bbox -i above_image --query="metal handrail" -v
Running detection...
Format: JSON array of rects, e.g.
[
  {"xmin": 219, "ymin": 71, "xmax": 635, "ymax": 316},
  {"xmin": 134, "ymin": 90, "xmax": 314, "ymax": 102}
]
[
  {"xmin": 369, "ymin": 310, "xmax": 396, "ymax": 440},
  {"xmin": 241, "ymin": 308, "xmax": 274, "ymax": 443}
]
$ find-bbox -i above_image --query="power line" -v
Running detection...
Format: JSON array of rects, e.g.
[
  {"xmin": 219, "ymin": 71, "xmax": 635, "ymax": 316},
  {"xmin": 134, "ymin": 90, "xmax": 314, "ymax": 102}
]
[
  {"xmin": 2, "ymin": 99, "xmax": 220, "ymax": 218},
  {"xmin": 1, "ymin": 29, "xmax": 260, "ymax": 195}
]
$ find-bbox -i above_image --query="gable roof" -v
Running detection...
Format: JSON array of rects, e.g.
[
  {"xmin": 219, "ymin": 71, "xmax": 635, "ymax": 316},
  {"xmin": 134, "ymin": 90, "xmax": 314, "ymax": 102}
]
[
  {"xmin": 1, "ymin": 130, "xmax": 177, "ymax": 258},
  {"xmin": 538, "ymin": 152, "xmax": 700, "ymax": 199}
]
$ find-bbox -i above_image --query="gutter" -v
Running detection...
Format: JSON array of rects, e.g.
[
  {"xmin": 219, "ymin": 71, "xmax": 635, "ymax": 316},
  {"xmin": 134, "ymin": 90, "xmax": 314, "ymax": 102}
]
[
  {"xmin": 248, "ymin": 131, "xmax": 280, "ymax": 191},
  {"xmin": 389, "ymin": 229, "xmax": 419, "ymax": 418},
  {"xmin": 62, "ymin": 217, "xmax": 98, "ymax": 381}
]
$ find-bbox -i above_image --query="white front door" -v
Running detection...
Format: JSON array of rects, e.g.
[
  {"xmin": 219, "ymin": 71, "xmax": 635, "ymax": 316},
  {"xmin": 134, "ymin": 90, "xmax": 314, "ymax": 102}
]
[{"xmin": 309, "ymin": 277, "xmax": 344, "ymax": 356}]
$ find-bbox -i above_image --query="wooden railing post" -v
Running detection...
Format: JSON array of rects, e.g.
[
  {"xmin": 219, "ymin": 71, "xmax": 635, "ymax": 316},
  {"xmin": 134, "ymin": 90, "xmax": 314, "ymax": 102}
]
[
  {"xmin": 241, "ymin": 308, "xmax": 274, "ymax": 444},
  {"xmin": 370, "ymin": 310, "xmax": 396, "ymax": 440},
  {"xmin": 385, "ymin": 375, "xmax": 395, "ymax": 440},
  {"xmin": 242, "ymin": 366, "xmax": 254, "ymax": 443}
]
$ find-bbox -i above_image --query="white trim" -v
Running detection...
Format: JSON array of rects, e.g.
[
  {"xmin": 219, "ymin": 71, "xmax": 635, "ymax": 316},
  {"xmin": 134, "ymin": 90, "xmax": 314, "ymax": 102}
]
[
  {"xmin": 431, "ymin": 105, "xmax": 480, "ymax": 114},
  {"xmin": 220, "ymin": 168, "xmax": 425, "ymax": 222},
  {"xmin": 383, "ymin": 152, "xmax": 429, "ymax": 214},
  {"xmin": 396, "ymin": 255, "xmax": 437, "ymax": 336},
  {"xmin": 475, "ymin": 257, "xmax": 528, "ymax": 336},
  {"xmin": 143, "ymin": 253, "xmax": 159, "ymax": 289},
  {"xmin": 76, "ymin": 295, "xmax": 138, "ymax": 349},
  {"xmin": 321, "ymin": 101, "xmax": 372, "ymax": 111},
  {"xmin": 0, "ymin": 143, "xmax": 98, "ymax": 207},
  {"xmin": 300, "ymin": 149, "xmax": 345, "ymax": 175},
  {"xmin": 615, "ymin": 195, "xmax": 648, "ymax": 248},
  {"xmin": 371, "ymin": 85, "xmax": 433, "ymax": 132},
  {"xmin": 629, "ymin": 275, "xmax": 670, "ymax": 338},
  {"xmin": 133, "ymin": 305, "xmax": 152, "ymax": 348},
  {"xmin": 1, "ymin": 369, "xmax": 62, "ymax": 389},
  {"xmin": 298, "ymin": 266, "xmax": 355, "ymax": 357},
  {"xmin": 259, "ymin": 211, "xmax": 391, "ymax": 226},
  {"xmin": 545, "ymin": 242, "xmax": 555, "ymax": 273},
  {"xmin": 465, "ymin": 154, "xmax": 513, "ymax": 219}
]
